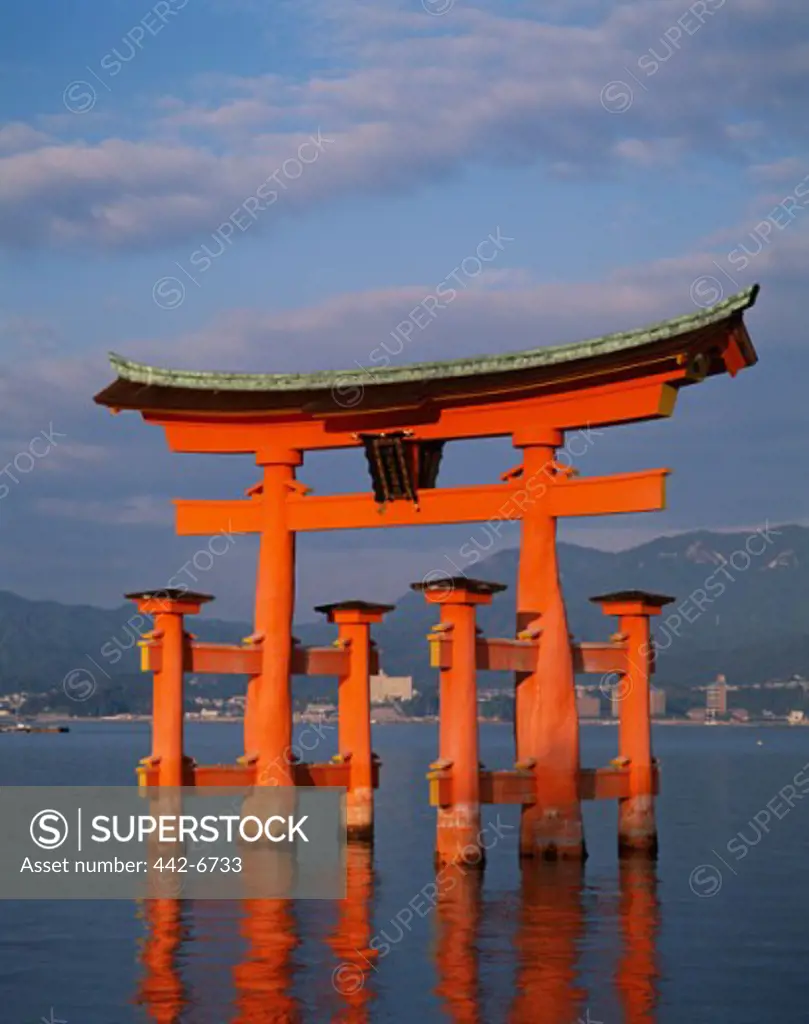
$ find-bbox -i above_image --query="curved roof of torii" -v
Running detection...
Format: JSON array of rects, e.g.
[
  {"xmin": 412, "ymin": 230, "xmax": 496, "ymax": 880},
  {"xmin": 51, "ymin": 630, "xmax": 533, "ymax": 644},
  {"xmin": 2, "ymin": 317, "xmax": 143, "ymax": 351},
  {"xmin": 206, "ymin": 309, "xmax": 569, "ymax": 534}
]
[{"xmin": 94, "ymin": 284, "xmax": 759, "ymax": 414}]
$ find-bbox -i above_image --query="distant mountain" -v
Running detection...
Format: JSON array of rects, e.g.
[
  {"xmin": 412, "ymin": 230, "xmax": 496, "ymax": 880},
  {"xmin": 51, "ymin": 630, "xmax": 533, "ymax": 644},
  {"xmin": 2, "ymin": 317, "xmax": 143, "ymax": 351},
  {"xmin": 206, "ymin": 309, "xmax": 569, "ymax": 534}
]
[
  {"xmin": 4, "ymin": 524, "xmax": 809, "ymax": 710},
  {"xmin": 322, "ymin": 523, "xmax": 809, "ymax": 690}
]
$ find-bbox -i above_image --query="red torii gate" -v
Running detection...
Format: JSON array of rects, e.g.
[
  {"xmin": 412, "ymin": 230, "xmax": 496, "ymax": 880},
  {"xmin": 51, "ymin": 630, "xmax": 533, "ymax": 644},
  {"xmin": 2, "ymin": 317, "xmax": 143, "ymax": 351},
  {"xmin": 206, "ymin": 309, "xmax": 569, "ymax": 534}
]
[{"xmin": 95, "ymin": 283, "xmax": 759, "ymax": 862}]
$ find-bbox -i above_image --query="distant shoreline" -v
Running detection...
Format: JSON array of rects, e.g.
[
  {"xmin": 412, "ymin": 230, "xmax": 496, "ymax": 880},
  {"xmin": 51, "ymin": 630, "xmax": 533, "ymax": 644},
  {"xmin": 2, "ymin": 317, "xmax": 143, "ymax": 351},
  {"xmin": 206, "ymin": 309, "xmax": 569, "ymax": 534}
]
[{"xmin": 14, "ymin": 714, "xmax": 809, "ymax": 728}]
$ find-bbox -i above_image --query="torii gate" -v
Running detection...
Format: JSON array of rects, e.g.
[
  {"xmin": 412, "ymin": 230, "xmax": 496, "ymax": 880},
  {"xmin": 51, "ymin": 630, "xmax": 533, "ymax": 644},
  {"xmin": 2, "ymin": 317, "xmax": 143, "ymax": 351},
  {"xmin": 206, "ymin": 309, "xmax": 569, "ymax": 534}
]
[{"xmin": 95, "ymin": 284, "xmax": 759, "ymax": 862}]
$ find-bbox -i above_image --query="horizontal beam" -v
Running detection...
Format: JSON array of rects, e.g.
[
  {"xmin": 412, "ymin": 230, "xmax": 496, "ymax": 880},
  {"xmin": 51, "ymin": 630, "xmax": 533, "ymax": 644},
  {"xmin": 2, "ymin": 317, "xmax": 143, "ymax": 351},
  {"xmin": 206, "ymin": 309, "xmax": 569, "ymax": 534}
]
[
  {"xmin": 550, "ymin": 468, "xmax": 668, "ymax": 518},
  {"xmin": 141, "ymin": 641, "xmax": 363, "ymax": 677},
  {"xmin": 579, "ymin": 765, "xmax": 660, "ymax": 800},
  {"xmin": 137, "ymin": 761, "xmax": 380, "ymax": 789},
  {"xmin": 476, "ymin": 638, "xmax": 537, "ymax": 672},
  {"xmin": 151, "ymin": 377, "xmax": 680, "ymax": 453},
  {"xmin": 176, "ymin": 484, "xmax": 533, "ymax": 534},
  {"xmin": 145, "ymin": 635, "xmax": 627, "ymax": 678},
  {"xmin": 176, "ymin": 467, "xmax": 667, "ymax": 537},
  {"xmin": 428, "ymin": 769, "xmax": 536, "ymax": 807},
  {"xmin": 428, "ymin": 637, "xmax": 627, "ymax": 674},
  {"xmin": 572, "ymin": 641, "xmax": 628, "ymax": 675},
  {"xmin": 286, "ymin": 483, "xmax": 525, "ymax": 531},
  {"xmin": 429, "ymin": 637, "xmax": 537, "ymax": 672},
  {"xmin": 175, "ymin": 498, "xmax": 260, "ymax": 535},
  {"xmin": 428, "ymin": 765, "xmax": 659, "ymax": 806}
]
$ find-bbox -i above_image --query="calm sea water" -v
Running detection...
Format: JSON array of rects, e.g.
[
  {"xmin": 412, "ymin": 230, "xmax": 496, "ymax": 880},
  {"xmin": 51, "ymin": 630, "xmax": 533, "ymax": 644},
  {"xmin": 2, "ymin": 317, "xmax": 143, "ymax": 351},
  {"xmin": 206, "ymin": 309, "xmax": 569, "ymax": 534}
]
[{"xmin": 1, "ymin": 721, "xmax": 807, "ymax": 1023}]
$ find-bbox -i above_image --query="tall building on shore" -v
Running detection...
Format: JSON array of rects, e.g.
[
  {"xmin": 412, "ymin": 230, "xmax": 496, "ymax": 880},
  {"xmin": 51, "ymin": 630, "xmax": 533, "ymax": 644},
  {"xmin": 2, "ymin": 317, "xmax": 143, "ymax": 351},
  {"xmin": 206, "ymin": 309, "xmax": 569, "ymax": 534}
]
[
  {"xmin": 370, "ymin": 671, "xmax": 413, "ymax": 704},
  {"xmin": 706, "ymin": 674, "xmax": 728, "ymax": 716}
]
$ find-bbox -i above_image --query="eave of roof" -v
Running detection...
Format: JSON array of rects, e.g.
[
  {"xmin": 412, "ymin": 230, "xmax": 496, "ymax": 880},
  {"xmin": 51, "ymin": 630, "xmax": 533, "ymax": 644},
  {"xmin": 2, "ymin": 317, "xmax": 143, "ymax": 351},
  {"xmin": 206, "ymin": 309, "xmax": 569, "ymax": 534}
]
[{"xmin": 96, "ymin": 284, "xmax": 759, "ymax": 402}]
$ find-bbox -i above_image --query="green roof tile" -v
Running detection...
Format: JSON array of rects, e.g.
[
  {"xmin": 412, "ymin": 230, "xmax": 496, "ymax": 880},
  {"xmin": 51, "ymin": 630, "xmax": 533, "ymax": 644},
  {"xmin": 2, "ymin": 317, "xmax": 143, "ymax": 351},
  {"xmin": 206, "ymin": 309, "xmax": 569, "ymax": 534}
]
[{"xmin": 108, "ymin": 284, "xmax": 758, "ymax": 393}]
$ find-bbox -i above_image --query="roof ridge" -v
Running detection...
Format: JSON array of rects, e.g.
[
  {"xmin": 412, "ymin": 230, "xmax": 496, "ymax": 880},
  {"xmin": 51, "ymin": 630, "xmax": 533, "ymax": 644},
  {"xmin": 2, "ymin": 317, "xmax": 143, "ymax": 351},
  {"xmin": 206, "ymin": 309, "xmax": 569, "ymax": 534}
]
[{"xmin": 107, "ymin": 283, "xmax": 759, "ymax": 393}]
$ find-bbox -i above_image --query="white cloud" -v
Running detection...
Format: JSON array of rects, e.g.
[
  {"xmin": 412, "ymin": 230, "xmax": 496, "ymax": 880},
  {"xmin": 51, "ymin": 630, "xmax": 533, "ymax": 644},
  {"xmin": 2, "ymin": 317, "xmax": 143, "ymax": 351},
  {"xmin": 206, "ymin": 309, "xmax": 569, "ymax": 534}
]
[
  {"xmin": 34, "ymin": 495, "xmax": 172, "ymax": 526},
  {"xmin": 0, "ymin": 122, "xmax": 52, "ymax": 155},
  {"xmin": 1, "ymin": 1, "xmax": 807, "ymax": 248}
]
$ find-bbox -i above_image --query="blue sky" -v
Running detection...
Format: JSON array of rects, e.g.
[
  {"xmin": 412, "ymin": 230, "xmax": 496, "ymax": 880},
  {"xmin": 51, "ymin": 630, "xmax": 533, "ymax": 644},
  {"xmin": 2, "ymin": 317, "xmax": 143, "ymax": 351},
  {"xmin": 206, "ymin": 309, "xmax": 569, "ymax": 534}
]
[{"xmin": 0, "ymin": 0, "xmax": 808, "ymax": 619}]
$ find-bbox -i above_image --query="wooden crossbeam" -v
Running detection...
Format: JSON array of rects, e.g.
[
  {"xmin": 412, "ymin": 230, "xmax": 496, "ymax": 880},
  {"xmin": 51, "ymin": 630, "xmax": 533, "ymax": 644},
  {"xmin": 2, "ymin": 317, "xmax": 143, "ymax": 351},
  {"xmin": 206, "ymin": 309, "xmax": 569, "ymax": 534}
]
[
  {"xmin": 137, "ymin": 761, "xmax": 379, "ymax": 789},
  {"xmin": 579, "ymin": 765, "xmax": 660, "ymax": 800},
  {"xmin": 141, "ymin": 641, "xmax": 364, "ymax": 677},
  {"xmin": 150, "ymin": 379, "xmax": 678, "ymax": 454},
  {"xmin": 175, "ymin": 468, "xmax": 668, "ymax": 536},
  {"xmin": 549, "ymin": 469, "xmax": 668, "ymax": 518},
  {"xmin": 429, "ymin": 637, "xmax": 537, "ymax": 672},
  {"xmin": 175, "ymin": 498, "xmax": 260, "ymax": 535},
  {"xmin": 427, "ymin": 637, "xmax": 627, "ymax": 674},
  {"xmin": 572, "ymin": 641, "xmax": 628, "ymax": 675},
  {"xmin": 427, "ymin": 765, "xmax": 660, "ymax": 807},
  {"xmin": 286, "ymin": 483, "xmax": 523, "ymax": 532}
]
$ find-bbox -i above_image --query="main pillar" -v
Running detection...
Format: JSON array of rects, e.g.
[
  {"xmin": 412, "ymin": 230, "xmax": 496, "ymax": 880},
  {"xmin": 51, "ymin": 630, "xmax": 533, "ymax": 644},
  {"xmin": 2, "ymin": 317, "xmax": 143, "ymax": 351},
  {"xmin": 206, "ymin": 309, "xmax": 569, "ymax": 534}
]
[
  {"xmin": 414, "ymin": 577, "xmax": 504, "ymax": 868},
  {"xmin": 315, "ymin": 600, "xmax": 393, "ymax": 842},
  {"xmin": 592, "ymin": 590, "xmax": 672, "ymax": 858},
  {"xmin": 249, "ymin": 449, "xmax": 302, "ymax": 786},
  {"xmin": 513, "ymin": 427, "xmax": 584, "ymax": 860},
  {"xmin": 128, "ymin": 589, "xmax": 212, "ymax": 787}
]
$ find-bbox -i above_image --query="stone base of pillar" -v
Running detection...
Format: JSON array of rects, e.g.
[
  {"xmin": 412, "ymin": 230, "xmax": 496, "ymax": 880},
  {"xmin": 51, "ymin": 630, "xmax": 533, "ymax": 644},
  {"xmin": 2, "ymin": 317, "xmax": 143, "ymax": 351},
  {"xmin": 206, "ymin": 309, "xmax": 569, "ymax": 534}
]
[
  {"xmin": 519, "ymin": 804, "xmax": 587, "ymax": 861},
  {"xmin": 618, "ymin": 795, "xmax": 658, "ymax": 859},
  {"xmin": 346, "ymin": 786, "xmax": 374, "ymax": 843},
  {"xmin": 435, "ymin": 804, "xmax": 485, "ymax": 869}
]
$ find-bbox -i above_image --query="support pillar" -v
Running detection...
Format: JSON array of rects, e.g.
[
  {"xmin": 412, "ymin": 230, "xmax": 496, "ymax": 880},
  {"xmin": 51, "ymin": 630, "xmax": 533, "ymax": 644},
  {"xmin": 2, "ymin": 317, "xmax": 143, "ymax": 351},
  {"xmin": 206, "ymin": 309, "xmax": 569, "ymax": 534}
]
[
  {"xmin": 591, "ymin": 591, "xmax": 673, "ymax": 858},
  {"xmin": 413, "ymin": 577, "xmax": 505, "ymax": 868},
  {"xmin": 315, "ymin": 600, "xmax": 394, "ymax": 842},
  {"xmin": 513, "ymin": 428, "xmax": 584, "ymax": 860},
  {"xmin": 128, "ymin": 589, "xmax": 213, "ymax": 787},
  {"xmin": 250, "ymin": 450, "xmax": 302, "ymax": 786}
]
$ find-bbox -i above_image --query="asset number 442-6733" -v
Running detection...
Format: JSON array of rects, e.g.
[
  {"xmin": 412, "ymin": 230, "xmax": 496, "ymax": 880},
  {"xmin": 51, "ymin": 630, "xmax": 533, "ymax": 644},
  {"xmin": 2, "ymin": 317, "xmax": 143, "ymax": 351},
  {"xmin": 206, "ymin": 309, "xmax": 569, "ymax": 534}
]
[{"xmin": 152, "ymin": 856, "xmax": 242, "ymax": 873}]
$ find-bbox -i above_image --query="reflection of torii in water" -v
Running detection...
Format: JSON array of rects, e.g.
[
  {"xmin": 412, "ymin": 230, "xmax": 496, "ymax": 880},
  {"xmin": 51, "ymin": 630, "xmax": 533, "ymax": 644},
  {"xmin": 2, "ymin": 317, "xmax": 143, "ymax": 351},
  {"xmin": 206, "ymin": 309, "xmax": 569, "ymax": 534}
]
[
  {"xmin": 427, "ymin": 856, "xmax": 660, "ymax": 1024},
  {"xmin": 133, "ymin": 858, "xmax": 661, "ymax": 1022}
]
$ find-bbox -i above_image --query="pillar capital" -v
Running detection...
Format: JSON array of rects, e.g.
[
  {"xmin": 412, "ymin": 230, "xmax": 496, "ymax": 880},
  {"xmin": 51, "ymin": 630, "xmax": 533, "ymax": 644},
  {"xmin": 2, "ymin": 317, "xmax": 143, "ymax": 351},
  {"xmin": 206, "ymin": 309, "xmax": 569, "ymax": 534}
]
[
  {"xmin": 314, "ymin": 599, "xmax": 395, "ymax": 625},
  {"xmin": 590, "ymin": 590, "xmax": 674, "ymax": 618},
  {"xmin": 411, "ymin": 576, "xmax": 506, "ymax": 608},
  {"xmin": 255, "ymin": 446, "xmax": 303, "ymax": 468},
  {"xmin": 125, "ymin": 588, "xmax": 214, "ymax": 616},
  {"xmin": 512, "ymin": 426, "xmax": 564, "ymax": 449}
]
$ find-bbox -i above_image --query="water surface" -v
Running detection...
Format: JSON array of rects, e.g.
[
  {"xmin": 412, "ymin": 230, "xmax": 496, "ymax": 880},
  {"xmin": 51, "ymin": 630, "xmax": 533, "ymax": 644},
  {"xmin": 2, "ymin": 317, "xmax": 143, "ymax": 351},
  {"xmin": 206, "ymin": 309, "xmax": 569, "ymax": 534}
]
[{"xmin": 1, "ymin": 721, "xmax": 807, "ymax": 1022}]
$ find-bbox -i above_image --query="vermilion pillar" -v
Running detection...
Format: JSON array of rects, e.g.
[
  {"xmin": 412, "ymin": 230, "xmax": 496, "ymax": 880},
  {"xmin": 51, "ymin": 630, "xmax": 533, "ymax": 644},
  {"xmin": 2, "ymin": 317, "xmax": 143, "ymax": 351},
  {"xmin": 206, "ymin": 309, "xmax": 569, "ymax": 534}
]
[
  {"xmin": 513, "ymin": 427, "xmax": 584, "ymax": 860},
  {"xmin": 128, "ymin": 589, "xmax": 213, "ymax": 787},
  {"xmin": 251, "ymin": 450, "xmax": 302, "ymax": 786},
  {"xmin": 413, "ymin": 577, "xmax": 505, "ymax": 868},
  {"xmin": 315, "ymin": 600, "xmax": 394, "ymax": 842},
  {"xmin": 591, "ymin": 591, "xmax": 673, "ymax": 858}
]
